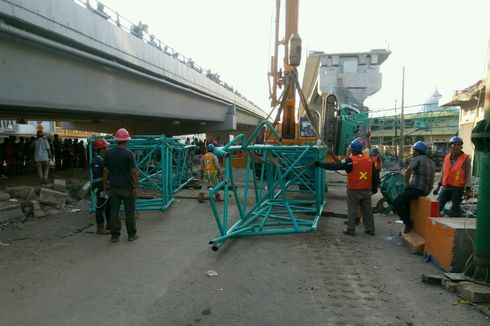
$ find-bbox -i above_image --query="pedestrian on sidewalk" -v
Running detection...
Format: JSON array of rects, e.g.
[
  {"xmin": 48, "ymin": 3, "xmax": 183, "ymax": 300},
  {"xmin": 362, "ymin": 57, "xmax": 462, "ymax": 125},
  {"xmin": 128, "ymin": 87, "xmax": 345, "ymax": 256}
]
[
  {"xmin": 103, "ymin": 128, "xmax": 139, "ymax": 243},
  {"xmin": 314, "ymin": 138, "xmax": 379, "ymax": 236},
  {"xmin": 392, "ymin": 141, "xmax": 435, "ymax": 233},
  {"xmin": 32, "ymin": 131, "xmax": 52, "ymax": 185},
  {"xmin": 432, "ymin": 136, "xmax": 472, "ymax": 217},
  {"xmin": 90, "ymin": 138, "xmax": 111, "ymax": 235}
]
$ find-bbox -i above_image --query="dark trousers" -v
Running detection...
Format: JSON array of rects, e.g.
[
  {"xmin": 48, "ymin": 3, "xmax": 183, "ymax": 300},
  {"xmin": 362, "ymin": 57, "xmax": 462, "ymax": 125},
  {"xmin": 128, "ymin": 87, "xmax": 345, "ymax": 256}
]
[
  {"xmin": 346, "ymin": 189, "xmax": 374, "ymax": 232},
  {"xmin": 94, "ymin": 189, "xmax": 111, "ymax": 227},
  {"xmin": 392, "ymin": 188, "xmax": 425, "ymax": 225},
  {"xmin": 438, "ymin": 187, "xmax": 464, "ymax": 217},
  {"xmin": 110, "ymin": 188, "xmax": 136, "ymax": 238}
]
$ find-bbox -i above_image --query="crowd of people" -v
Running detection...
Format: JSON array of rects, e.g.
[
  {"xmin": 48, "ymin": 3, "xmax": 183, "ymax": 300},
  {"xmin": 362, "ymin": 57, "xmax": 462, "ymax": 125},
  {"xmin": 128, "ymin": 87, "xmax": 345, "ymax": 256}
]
[{"xmin": 0, "ymin": 133, "xmax": 89, "ymax": 178}]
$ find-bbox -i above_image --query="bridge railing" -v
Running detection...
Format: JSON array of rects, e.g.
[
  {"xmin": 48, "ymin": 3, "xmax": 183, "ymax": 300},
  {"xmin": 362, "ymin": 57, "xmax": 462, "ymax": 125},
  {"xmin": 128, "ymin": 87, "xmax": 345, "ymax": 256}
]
[{"xmin": 72, "ymin": 0, "xmax": 258, "ymax": 108}]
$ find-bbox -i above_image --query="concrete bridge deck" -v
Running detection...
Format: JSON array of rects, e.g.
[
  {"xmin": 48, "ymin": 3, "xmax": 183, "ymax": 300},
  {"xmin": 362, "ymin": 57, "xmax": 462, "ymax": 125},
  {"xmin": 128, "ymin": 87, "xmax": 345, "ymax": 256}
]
[{"xmin": 0, "ymin": 0, "xmax": 268, "ymax": 135}]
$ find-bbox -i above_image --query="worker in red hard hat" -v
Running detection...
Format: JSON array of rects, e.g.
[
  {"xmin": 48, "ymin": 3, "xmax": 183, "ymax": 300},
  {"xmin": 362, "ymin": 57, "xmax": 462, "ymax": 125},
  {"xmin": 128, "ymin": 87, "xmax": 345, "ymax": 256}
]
[
  {"xmin": 90, "ymin": 138, "xmax": 111, "ymax": 235},
  {"xmin": 313, "ymin": 138, "xmax": 379, "ymax": 236},
  {"xmin": 103, "ymin": 128, "xmax": 139, "ymax": 242},
  {"xmin": 433, "ymin": 136, "xmax": 472, "ymax": 216}
]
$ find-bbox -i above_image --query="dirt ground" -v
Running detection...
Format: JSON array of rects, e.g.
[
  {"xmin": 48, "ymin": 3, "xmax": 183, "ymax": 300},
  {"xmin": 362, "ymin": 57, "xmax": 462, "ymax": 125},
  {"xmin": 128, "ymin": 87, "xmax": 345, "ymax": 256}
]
[{"xmin": 0, "ymin": 169, "xmax": 488, "ymax": 326}]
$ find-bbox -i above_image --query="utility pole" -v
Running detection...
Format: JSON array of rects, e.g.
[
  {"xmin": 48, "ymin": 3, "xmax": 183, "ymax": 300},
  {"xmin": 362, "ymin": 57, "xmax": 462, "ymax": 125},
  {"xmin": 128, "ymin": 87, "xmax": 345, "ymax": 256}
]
[{"xmin": 399, "ymin": 67, "xmax": 405, "ymax": 164}]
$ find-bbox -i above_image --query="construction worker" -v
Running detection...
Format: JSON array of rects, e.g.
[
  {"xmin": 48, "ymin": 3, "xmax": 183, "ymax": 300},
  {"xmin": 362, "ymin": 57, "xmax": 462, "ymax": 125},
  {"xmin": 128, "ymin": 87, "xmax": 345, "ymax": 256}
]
[
  {"xmin": 371, "ymin": 146, "xmax": 383, "ymax": 187},
  {"xmin": 392, "ymin": 141, "xmax": 435, "ymax": 233},
  {"xmin": 199, "ymin": 143, "xmax": 223, "ymax": 202},
  {"xmin": 103, "ymin": 128, "xmax": 139, "ymax": 242},
  {"xmin": 314, "ymin": 138, "xmax": 379, "ymax": 236},
  {"xmin": 433, "ymin": 136, "xmax": 472, "ymax": 217},
  {"xmin": 90, "ymin": 138, "xmax": 111, "ymax": 235}
]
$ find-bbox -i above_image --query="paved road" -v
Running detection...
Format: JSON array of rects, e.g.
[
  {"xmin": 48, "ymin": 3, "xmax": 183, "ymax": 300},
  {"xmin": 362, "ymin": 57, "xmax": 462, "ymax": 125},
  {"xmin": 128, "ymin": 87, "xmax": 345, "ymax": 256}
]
[{"xmin": 0, "ymin": 171, "xmax": 487, "ymax": 325}]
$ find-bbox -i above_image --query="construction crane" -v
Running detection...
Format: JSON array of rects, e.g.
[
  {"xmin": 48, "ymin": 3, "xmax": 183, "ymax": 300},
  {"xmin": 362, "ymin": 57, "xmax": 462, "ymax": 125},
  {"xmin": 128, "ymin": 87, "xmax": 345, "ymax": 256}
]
[{"xmin": 266, "ymin": 0, "xmax": 341, "ymax": 165}]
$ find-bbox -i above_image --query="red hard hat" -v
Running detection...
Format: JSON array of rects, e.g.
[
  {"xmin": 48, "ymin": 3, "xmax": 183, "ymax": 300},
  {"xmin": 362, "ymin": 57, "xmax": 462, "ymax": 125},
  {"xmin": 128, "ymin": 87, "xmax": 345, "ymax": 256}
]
[
  {"xmin": 93, "ymin": 138, "xmax": 109, "ymax": 150},
  {"xmin": 114, "ymin": 128, "xmax": 131, "ymax": 142}
]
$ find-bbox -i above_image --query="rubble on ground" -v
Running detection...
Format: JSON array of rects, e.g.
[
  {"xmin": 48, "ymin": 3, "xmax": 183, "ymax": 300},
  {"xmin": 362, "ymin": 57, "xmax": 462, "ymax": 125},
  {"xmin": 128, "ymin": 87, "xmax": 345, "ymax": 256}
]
[{"xmin": 0, "ymin": 177, "xmax": 90, "ymax": 224}]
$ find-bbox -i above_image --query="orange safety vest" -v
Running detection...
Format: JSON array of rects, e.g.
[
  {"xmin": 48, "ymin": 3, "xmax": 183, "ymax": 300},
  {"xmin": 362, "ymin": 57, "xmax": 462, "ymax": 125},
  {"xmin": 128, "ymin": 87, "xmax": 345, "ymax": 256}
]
[
  {"xmin": 373, "ymin": 154, "xmax": 383, "ymax": 170},
  {"xmin": 347, "ymin": 154, "xmax": 372, "ymax": 190},
  {"xmin": 202, "ymin": 153, "xmax": 217, "ymax": 173},
  {"xmin": 442, "ymin": 153, "xmax": 468, "ymax": 187}
]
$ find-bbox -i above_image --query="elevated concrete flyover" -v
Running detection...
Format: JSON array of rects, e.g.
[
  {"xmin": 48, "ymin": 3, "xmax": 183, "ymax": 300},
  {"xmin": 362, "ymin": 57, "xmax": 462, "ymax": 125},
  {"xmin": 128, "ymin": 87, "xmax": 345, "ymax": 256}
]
[{"xmin": 0, "ymin": 0, "xmax": 268, "ymax": 135}]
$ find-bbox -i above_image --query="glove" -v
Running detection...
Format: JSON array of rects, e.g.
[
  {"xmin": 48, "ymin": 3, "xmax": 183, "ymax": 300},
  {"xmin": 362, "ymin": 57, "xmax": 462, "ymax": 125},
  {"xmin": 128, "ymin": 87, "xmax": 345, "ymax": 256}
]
[
  {"xmin": 371, "ymin": 187, "xmax": 378, "ymax": 195},
  {"xmin": 313, "ymin": 161, "xmax": 321, "ymax": 168},
  {"xmin": 464, "ymin": 188, "xmax": 472, "ymax": 200}
]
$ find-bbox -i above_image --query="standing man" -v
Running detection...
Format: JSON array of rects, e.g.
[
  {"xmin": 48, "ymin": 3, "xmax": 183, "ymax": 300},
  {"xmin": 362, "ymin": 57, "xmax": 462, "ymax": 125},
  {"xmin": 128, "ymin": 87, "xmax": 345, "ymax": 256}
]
[
  {"xmin": 32, "ymin": 131, "xmax": 52, "ymax": 185},
  {"xmin": 314, "ymin": 138, "xmax": 379, "ymax": 236},
  {"xmin": 433, "ymin": 136, "xmax": 472, "ymax": 216},
  {"xmin": 90, "ymin": 138, "xmax": 111, "ymax": 235},
  {"xmin": 103, "ymin": 128, "xmax": 138, "ymax": 243},
  {"xmin": 392, "ymin": 141, "xmax": 435, "ymax": 233},
  {"xmin": 199, "ymin": 143, "xmax": 223, "ymax": 202},
  {"xmin": 371, "ymin": 146, "xmax": 383, "ymax": 186}
]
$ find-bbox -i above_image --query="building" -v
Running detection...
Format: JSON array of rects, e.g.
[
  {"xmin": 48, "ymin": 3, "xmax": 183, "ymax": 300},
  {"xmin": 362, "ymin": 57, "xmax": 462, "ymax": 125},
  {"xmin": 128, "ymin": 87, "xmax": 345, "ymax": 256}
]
[
  {"xmin": 439, "ymin": 80, "xmax": 485, "ymax": 176},
  {"xmin": 369, "ymin": 90, "xmax": 460, "ymax": 164}
]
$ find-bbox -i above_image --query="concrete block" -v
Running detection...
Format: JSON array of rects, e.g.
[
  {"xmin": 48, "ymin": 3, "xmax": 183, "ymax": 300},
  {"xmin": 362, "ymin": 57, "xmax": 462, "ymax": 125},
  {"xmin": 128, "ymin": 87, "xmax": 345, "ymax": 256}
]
[
  {"xmin": 424, "ymin": 218, "xmax": 476, "ymax": 272},
  {"xmin": 78, "ymin": 181, "xmax": 91, "ymax": 198},
  {"xmin": 39, "ymin": 187, "xmax": 68, "ymax": 206},
  {"xmin": 442, "ymin": 279, "xmax": 458, "ymax": 293},
  {"xmin": 457, "ymin": 281, "xmax": 490, "ymax": 303},
  {"xmin": 0, "ymin": 190, "xmax": 10, "ymax": 201},
  {"xmin": 5, "ymin": 186, "xmax": 35, "ymax": 207},
  {"xmin": 401, "ymin": 232, "xmax": 425, "ymax": 253},
  {"xmin": 0, "ymin": 203, "xmax": 25, "ymax": 223},
  {"xmin": 410, "ymin": 196, "xmax": 436, "ymax": 238},
  {"xmin": 52, "ymin": 179, "xmax": 66, "ymax": 192},
  {"xmin": 30, "ymin": 200, "xmax": 46, "ymax": 217},
  {"xmin": 30, "ymin": 200, "xmax": 42, "ymax": 210},
  {"xmin": 33, "ymin": 209, "xmax": 46, "ymax": 218},
  {"xmin": 421, "ymin": 273, "xmax": 444, "ymax": 285},
  {"xmin": 444, "ymin": 273, "xmax": 466, "ymax": 282}
]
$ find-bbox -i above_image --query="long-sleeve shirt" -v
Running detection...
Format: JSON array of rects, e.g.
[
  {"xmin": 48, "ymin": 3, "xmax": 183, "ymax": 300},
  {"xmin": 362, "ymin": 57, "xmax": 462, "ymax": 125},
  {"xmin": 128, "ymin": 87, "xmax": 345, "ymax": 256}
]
[{"xmin": 316, "ymin": 157, "xmax": 380, "ymax": 188}]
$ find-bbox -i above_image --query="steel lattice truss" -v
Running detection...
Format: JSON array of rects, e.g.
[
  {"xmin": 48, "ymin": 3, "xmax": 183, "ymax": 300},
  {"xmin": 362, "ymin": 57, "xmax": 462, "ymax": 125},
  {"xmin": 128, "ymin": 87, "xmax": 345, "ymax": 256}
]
[
  {"xmin": 88, "ymin": 135, "xmax": 195, "ymax": 212},
  {"xmin": 208, "ymin": 121, "xmax": 327, "ymax": 250}
]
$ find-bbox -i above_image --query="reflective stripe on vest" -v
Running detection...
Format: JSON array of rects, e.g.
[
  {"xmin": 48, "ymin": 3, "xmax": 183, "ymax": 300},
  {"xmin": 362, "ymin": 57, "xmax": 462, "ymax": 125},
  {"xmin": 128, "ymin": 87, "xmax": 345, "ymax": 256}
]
[
  {"xmin": 202, "ymin": 153, "xmax": 217, "ymax": 173},
  {"xmin": 347, "ymin": 155, "xmax": 372, "ymax": 190},
  {"xmin": 442, "ymin": 153, "xmax": 468, "ymax": 187}
]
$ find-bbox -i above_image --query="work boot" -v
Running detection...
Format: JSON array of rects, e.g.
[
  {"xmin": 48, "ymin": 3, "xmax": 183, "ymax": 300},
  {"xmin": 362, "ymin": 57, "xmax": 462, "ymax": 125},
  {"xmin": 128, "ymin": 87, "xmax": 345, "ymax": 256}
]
[
  {"xmin": 111, "ymin": 237, "xmax": 119, "ymax": 243},
  {"xmin": 128, "ymin": 234, "xmax": 138, "ymax": 241},
  {"xmin": 96, "ymin": 224, "xmax": 110, "ymax": 235},
  {"xmin": 342, "ymin": 229, "xmax": 355, "ymax": 236},
  {"xmin": 365, "ymin": 230, "xmax": 375, "ymax": 236}
]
